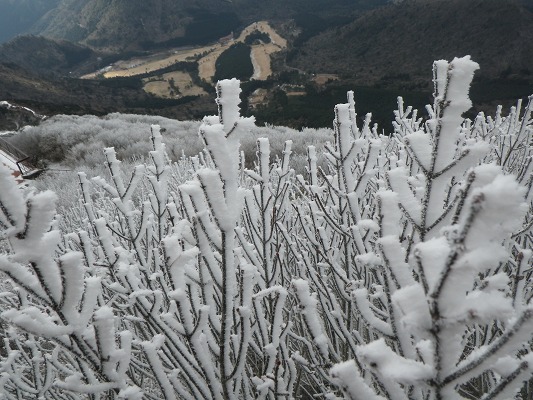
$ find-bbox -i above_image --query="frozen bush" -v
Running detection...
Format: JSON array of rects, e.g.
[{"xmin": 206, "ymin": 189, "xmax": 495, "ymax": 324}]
[
  {"xmin": 8, "ymin": 112, "xmax": 331, "ymax": 171},
  {"xmin": 1, "ymin": 59, "xmax": 532, "ymax": 399}
]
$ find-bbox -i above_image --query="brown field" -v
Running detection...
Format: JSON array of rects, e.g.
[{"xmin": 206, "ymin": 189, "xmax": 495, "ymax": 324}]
[
  {"xmin": 81, "ymin": 45, "xmax": 216, "ymax": 79},
  {"xmin": 199, "ymin": 21, "xmax": 287, "ymax": 82},
  {"xmin": 82, "ymin": 21, "xmax": 287, "ymax": 84},
  {"xmin": 142, "ymin": 71, "xmax": 207, "ymax": 98},
  {"xmin": 197, "ymin": 44, "xmax": 226, "ymax": 82}
]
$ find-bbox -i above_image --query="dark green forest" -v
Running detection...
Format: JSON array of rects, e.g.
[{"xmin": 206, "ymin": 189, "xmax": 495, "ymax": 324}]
[{"xmin": 214, "ymin": 43, "xmax": 254, "ymax": 82}]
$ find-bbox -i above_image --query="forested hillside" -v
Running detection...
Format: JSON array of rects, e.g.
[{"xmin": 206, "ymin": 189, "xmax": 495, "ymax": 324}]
[
  {"xmin": 0, "ymin": 36, "xmax": 96, "ymax": 76},
  {"xmin": 24, "ymin": 0, "xmax": 387, "ymax": 50},
  {"xmin": 290, "ymin": 0, "xmax": 533, "ymax": 85},
  {"xmin": 0, "ymin": 62, "xmax": 217, "ymax": 124}
]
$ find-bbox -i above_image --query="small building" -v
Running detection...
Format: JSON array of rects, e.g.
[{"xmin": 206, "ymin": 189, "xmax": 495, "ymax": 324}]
[{"xmin": 0, "ymin": 138, "xmax": 42, "ymax": 181}]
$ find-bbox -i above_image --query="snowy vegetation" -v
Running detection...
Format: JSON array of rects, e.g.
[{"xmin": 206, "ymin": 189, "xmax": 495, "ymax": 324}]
[
  {"xmin": 1, "ymin": 57, "xmax": 532, "ymax": 399},
  {"xmin": 8, "ymin": 113, "xmax": 331, "ymax": 169}
]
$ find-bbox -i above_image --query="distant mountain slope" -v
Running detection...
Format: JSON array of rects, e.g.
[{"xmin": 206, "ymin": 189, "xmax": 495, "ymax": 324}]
[
  {"xmin": 290, "ymin": 0, "xmax": 533, "ymax": 85},
  {"xmin": 0, "ymin": 61, "xmax": 117, "ymax": 114},
  {"xmin": 0, "ymin": 36, "xmax": 98, "ymax": 76},
  {"xmin": 31, "ymin": 0, "xmax": 257, "ymax": 50},
  {"xmin": 0, "ymin": 62, "xmax": 216, "ymax": 120},
  {"xmin": 27, "ymin": 0, "xmax": 388, "ymax": 51},
  {"xmin": 0, "ymin": 0, "xmax": 59, "ymax": 43},
  {"xmin": 32, "ymin": 0, "xmax": 198, "ymax": 50}
]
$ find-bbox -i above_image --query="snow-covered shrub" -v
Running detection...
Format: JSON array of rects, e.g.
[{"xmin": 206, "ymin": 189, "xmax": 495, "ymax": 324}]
[
  {"xmin": 7, "ymin": 113, "xmax": 331, "ymax": 171},
  {"xmin": 8, "ymin": 114, "xmax": 204, "ymax": 167},
  {"xmin": 1, "ymin": 58, "xmax": 532, "ymax": 399},
  {"xmin": 320, "ymin": 57, "xmax": 533, "ymax": 400}
]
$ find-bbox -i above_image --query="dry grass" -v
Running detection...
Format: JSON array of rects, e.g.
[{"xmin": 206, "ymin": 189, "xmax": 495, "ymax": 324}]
[
  {"xmin": 199, "ymin": 21, "xmax": 287, "ymax": 81},
  {"xmin": 82, "ymin": 21, "xmax": 288, "ymax": 84},
  {"xmin": 142, "ymin": 71, "xmax": 207, "ymax": 98},
  {"xmin": 81, "ymin": 45, "xmax": 216, "ymax": 79}
]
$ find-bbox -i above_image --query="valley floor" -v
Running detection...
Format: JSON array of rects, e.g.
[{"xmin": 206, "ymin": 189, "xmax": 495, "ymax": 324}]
[{"xmin": 81, "ymin": 21, "xmax": 287, "ymax": 100}]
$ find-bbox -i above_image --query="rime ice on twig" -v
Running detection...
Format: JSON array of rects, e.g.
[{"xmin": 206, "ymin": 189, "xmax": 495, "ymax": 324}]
[{"xmin": 1, "ymin": 61, "xmax": 532, "ymax": 399}]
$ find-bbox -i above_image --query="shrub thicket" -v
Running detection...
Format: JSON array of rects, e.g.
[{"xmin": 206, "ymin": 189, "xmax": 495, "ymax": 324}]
[
  {"xmin": 7, "ymin": 112, "xmax": 331, "ymax": 169},
  {"xmin": 1, "ymin": 59, "xmax": 532, "ymax": 399}
]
